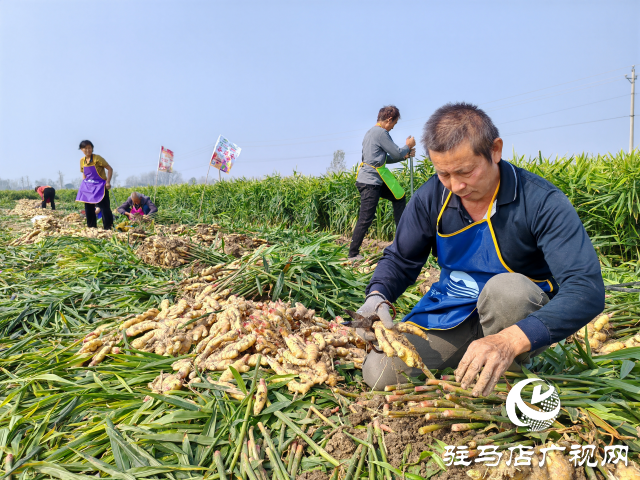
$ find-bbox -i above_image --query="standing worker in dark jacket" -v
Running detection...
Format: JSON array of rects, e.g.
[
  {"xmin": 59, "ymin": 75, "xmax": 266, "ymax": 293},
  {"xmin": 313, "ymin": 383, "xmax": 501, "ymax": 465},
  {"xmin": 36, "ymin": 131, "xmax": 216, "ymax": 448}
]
[
  {"xmin": 348, "ymin": 105, "xmax": 416, "ymax": 261},
  {"xmin": 357, "ymin": 102, "xmax": 604, "ymax": 396},
  {"xmin": 35, "ymin": 185, "xmax": 56, "ymax": 210}
]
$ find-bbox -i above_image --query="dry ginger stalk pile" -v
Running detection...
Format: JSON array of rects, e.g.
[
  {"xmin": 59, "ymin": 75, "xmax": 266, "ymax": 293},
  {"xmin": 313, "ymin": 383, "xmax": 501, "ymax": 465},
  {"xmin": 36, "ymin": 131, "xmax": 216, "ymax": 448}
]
[{"xmin": 78, "ymin": 289, "xmax": 368, "ymax": 397}]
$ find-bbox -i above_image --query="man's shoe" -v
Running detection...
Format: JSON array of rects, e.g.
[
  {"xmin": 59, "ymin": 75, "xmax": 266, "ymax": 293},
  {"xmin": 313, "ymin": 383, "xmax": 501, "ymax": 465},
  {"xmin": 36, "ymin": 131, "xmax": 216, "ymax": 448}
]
[{"xmin": 348, "ymin": 254, "xmax": 364, "ymax": 263}]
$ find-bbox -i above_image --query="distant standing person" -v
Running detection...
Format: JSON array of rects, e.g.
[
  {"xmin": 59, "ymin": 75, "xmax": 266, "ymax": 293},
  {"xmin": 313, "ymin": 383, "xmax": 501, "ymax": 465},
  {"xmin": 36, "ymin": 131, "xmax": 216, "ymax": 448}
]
[
  {"xmin": 35, "ymin": 185, "xmax": 56, "ymax": 210},
  {"xmin": 75, "ymin": 140, "xmax": 114, "ymax": 229},
  {"xmin": 348, "ymin": 105, "xmax": 416, "ymax": 261},
  {"xmin": 116, "ymin": 191, "xmax": 158, "ymax": 219}
]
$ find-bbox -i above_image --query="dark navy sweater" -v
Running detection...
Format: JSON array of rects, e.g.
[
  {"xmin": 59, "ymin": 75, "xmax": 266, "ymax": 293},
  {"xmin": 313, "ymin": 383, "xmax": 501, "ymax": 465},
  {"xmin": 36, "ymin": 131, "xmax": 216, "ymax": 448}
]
[{"xmin": 367, "ymin": 159, "xmax": 605, "ymax": 350}]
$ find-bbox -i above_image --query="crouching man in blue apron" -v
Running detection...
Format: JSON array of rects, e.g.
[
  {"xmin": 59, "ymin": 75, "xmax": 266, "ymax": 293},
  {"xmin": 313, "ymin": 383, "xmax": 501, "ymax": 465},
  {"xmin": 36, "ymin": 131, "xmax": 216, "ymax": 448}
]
[{"xmin": 358, "ymin": 102, "xmax": 604, "ymax": 397}]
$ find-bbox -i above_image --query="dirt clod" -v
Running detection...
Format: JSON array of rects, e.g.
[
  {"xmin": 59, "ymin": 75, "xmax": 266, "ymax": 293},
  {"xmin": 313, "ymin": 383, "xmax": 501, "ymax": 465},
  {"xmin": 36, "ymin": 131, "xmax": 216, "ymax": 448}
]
[
  {"xmin": 324, "ymin": 431, "xmax": 356, "ymax": 460},
  {"xmin": 296, "ymin": 470, "xmax": 330, "ymax": 480}
]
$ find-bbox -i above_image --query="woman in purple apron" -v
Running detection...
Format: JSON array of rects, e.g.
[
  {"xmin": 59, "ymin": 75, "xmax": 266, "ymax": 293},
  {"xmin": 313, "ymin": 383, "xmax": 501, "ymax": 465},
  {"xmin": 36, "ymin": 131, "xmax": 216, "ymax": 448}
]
[{"xmin": 76, "ymin": 140, "xmax": 114, "ymax": 229}]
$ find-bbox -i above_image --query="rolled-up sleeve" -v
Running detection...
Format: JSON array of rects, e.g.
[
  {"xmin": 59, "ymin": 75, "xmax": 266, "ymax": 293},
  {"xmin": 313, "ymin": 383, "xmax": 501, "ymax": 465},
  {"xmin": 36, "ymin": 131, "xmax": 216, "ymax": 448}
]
[
  {"xmin": 366, "ymin": 178, "xmax": 438, "ymax": 301},
  {"xmin": 516, "ymin": 190, "xmax": 605, "ymax": 347}
]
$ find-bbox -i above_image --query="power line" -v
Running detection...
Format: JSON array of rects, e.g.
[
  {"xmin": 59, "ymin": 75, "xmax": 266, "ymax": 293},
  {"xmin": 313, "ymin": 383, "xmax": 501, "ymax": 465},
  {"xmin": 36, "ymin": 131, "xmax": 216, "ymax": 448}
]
[
  {"xmin": 177, "ymin": 76, "xmax": 625, "ymax": 156},
  {"xmin": 496, "ymin": 94, "xmax": 629, "ymax": 125},
  {"xmin": 130, "ymin": 150, "xmax": 362, "ymax": 174},
  {"xmin": 479, "ymin": 65, "xmax": 631, "ymax": 105},
  {"xmin": 503, "ymin": 116, "xmax": 628, "ymax": 136},
  {"xmin": 164, "ymin": 66, "xmax": 635, "ymax": 155},
  {"xmin": 135, "ymin": 112, "xmax": 629, "ymax": 173},
  {"xmin": 175, "ymin": 143, "xmax": 216, "ymax": 159},
  {"xmin": 135, "ymin": 113, "xmax": 626, "ymax": 173},
  {"xmin": 382, "ymin": 77, "xmax": 627, "ymax": 130},
  {"xmin": 123, "ymin": 64, "xmax": 637, "ymax": 175},
  {"xmin": 237, "ymin": 76, "xmax": 625, "ymax": 146},
  {"xmin": 180, "ymin": 133, "xmax": 363, "ymax": 157},
  {"xmin": 483, "ymin": 77, "xmax": 625, "ymax": 113}
]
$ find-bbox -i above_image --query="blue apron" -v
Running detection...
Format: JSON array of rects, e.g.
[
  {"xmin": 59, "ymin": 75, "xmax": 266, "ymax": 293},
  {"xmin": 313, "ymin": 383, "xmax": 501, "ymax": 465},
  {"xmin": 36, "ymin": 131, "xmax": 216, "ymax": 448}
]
[{"xmin": 403, "ymin": 183, "xmax": 554, "ymax": 331}]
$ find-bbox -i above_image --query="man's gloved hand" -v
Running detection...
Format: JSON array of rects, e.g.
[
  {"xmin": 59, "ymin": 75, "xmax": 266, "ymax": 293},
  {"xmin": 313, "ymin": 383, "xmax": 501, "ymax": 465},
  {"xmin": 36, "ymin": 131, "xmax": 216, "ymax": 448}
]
[
  {"xmin": 355, "ymin": 292, "xmax": 394, "ymax": 342},
  {"xmin": 356, "ymin": 327, "xmax": 376, "ymax": 342}
]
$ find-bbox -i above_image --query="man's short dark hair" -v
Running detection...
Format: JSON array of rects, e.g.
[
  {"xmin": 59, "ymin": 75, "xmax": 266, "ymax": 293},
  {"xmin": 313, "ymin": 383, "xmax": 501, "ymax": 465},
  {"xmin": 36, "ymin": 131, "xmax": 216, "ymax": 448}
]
[
  {"xmin": 79, "ymin": 140, "xmax": 94, "ymax": 150},
  {"xmin": 377, "ymin": 105, "xmax": 401, "ymax": 122},
  {"xmin": 34, "ymin": 186, "xmax": 39, "ymax": 192},
  {"xmin": 422, "ymin": 103, "xmax": 499, "ymax": 162}
]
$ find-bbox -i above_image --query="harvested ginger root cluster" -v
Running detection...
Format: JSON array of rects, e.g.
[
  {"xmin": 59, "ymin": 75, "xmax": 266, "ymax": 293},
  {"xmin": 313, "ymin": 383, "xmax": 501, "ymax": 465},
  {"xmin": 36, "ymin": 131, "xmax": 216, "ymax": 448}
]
[
  {"xmin": 10, "ymin": 215, "xmax": 145, "ymax": 246},
  {"xmin": 78, "ymin": 287, "xmax": 367, "ymax": 397},
  {"xmin": 373, "ymin": 322, "xmax": 434, "ymax": 379},
  {"xmin": 9, "ymin": 199, "xmax": 58, "ymax": 218},
  {"xmin": 135, "ymin": 235, "xmax": 192, "ymax": 268},
  {"xmin": 575, "ymin": 313, "xmax": 640, "ymax": 354},
  {"xmin": 191, "ymin": 224, "xmax": 268, "ymax": 257},
  {"xmin": 77, "ymin": 257, "xmax": 440, "ymax": 399},
  {"xmin": 154, "ymin": 223, "xmax": 269, "ymax": 258}
]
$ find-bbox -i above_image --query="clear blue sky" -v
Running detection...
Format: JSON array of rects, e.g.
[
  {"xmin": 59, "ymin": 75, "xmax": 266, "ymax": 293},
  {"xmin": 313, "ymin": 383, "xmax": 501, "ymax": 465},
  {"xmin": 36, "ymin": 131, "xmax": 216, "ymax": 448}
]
[{"xmin": 1, "ymin": 0, "xmax": 639, "ymax": 184}]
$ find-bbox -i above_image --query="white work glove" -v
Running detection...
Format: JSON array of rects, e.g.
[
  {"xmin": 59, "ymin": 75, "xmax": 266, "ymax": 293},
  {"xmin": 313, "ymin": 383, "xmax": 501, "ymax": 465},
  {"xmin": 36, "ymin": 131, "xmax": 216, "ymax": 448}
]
[{"xmin": 355, "ymin": 292, "xmax": 394, "ymax": 342}]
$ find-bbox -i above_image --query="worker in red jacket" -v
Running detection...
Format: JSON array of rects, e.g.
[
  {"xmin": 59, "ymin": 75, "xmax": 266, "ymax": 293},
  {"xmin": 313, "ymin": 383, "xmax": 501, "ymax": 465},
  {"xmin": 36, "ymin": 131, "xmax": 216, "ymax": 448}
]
[{"xmin": 35, "ymin": 185, "xmax": 56, "ymax": 210}]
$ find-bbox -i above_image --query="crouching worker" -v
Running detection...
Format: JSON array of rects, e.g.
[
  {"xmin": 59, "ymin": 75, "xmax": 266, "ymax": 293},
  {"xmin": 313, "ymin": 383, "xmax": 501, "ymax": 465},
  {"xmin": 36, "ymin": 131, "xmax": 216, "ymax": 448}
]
[
  {"xmin": 359, "ymin": 102, "xmax": 604, "ymax": 397},
  {"xmin": 35, "ymin": 185, "xmax": 56, "ymax": 210},
  {"xmin": 116, "ymin": 192, "xmax": 158, "ymax": 220}
]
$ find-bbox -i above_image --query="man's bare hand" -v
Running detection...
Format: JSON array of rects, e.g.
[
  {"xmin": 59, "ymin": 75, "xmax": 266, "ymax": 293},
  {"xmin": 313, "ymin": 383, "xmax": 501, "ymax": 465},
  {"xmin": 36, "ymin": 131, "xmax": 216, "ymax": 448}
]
[
  {"xmin": 406, "ymin": 136, "xmax": 416, "ymax": 148},
  {"xmin": 455, "ymin": 325, "xmax": 531, "ymax": 397}
]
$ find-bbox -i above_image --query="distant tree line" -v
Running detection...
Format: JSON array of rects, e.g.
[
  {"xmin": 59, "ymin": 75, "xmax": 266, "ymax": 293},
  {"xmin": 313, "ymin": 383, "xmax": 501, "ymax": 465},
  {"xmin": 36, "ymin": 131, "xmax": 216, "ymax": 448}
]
[
  {"xmin": 0, "ymin": 170, "xmax": 188, "ymax": 190},
  {"xmin": 0, "ymin": 150, "xmax": 348, "ymax": 191},
  {"xmin": 123, "ymin": 170, "xmax": 185, "ymax": 187},
  {"xmin": 0, "ymin": 172, "xmax": 80, "ymax": 191}
]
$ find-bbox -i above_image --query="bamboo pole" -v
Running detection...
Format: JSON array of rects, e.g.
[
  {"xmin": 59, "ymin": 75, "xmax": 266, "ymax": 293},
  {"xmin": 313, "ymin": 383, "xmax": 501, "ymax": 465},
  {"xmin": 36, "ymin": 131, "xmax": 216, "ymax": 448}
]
[
  {"xmin": 198, "ymin": 162, "xmax": 213, "ymax": 220},
  {"xmin": 410, "ymin": 156, "xmax": 414, "ymax": 197},
  {"xmin": 153, "ymin": 146, "xmax": 162, "ymax": 203}
]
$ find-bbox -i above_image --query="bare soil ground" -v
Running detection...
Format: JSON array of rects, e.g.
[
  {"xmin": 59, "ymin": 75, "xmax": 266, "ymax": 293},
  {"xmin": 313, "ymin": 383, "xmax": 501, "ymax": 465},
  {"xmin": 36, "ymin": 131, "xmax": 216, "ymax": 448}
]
[
  {"xmin": 336, "ymin": 236, "xmax": 393, "ymax": 254},
  {"xmin": 299, "ymin": 404, "xmax": 473, "ymax": 479}
]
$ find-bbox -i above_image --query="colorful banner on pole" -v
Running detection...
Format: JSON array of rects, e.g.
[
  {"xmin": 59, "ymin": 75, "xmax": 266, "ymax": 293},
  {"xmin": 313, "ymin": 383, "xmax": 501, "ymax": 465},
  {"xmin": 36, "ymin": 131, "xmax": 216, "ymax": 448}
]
[
  {"xmin": 210, "ymin": 136, "xmax": 241, "ymax": 174},
  {"xmin": 158, "ymin": 146, "xmax": 174, "ymax": 173}
]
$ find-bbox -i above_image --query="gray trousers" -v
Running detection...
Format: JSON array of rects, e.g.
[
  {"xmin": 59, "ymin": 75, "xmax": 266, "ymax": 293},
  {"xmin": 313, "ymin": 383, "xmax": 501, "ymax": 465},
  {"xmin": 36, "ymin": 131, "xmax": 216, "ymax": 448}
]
[{"xmin": 362, "ymin": 273, "xmax": 550, "ymax": 390}]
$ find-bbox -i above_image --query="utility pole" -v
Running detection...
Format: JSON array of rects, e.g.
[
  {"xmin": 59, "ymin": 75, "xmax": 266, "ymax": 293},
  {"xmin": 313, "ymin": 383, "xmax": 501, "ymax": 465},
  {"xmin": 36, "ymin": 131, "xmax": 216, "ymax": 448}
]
[{"xmin": 626, "ymin": 65, "xmax": 636, "ymax": 153}]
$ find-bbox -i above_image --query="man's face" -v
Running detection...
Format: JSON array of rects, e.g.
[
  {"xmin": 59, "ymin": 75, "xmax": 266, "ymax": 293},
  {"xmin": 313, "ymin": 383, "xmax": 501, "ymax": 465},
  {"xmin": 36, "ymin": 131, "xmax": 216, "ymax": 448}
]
[
  {"xmin": 429, "ymin": 138, "xmax": 503, "ymax": 203},
  {"xmin": 379, "ymin": 117, "xmax": 399, "ymax": 131},
  {"xmin": 81, "ymin": 145, "xmax": 93, "ymax": 157}
]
